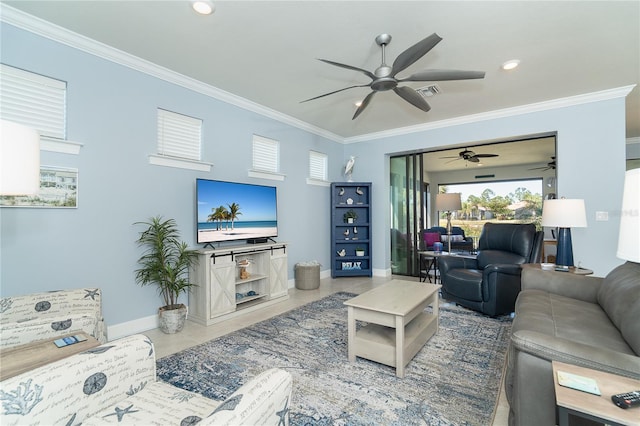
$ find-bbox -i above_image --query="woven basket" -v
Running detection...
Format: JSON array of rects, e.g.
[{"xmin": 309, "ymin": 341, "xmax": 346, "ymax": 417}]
[{"xmin": 295, "ymin": 264, "xmax": 320, "ymax": 290}]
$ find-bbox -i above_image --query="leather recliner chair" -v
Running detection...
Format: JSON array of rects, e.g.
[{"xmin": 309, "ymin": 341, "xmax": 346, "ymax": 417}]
[{"xmin": 438, "ymin": 223, "xmax": 543, "ymax": 316}]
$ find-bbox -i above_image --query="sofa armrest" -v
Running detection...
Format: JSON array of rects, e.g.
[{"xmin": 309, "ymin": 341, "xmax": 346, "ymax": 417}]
[
  {"xmin": 0, "ymin": 334, "xmax": 156, "ymax": 426},
  {"xmin": 438, "ymin": 256, "xmax": 478, "ymax": 275},
  {"xmin": 511, "ymin": 330, "xmax": 640, "ymax": 379},
  {"xmin": 201, "ymin": 368, "xmax": 292, "ymax": 426},
  {"xmin": 521, "ymin": 265, "xmax": 602, "ymax": 303}
]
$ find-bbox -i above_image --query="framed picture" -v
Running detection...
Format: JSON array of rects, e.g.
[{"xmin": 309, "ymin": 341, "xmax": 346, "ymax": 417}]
[{"xmin": 0, "ymin": 166, "xmax": 78, "ymax": 208}]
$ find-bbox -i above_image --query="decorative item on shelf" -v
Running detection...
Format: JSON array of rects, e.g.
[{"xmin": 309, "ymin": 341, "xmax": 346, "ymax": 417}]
[
  {"xmin": 352, "ymin": 226, "xmax": 358, "ymax": 240},
  {"xmin": 356, "ymin": 186, "xmax": 364, "ymax": 204},
  {"xmin": 355, "ymin": 247, "xmax": 365, "ymax": 257},
  {"xmin": 337, "ymin": 248, "xmax": 346, "ymax": 257},
  {"xmin": 338, "ymin": 187, "xmax": 345, "ymax": 204},
  {"xmin": 134, "ymin": 216, "xmax": 198, "ymax": 334},
  {"xmin": 435, "ymin": 193, "xmax": 462, "ymax": 254},
  {"xmin": 343, "ymin": 228, "xmax": 350, "ymax": 240},
  {"xmin": 346, "ymin": 197, "xmax": 354, "ymax": 205},
  {"xmin": 617, "ymin": 168, "xmax": 640, "ymax": 263},
  {"xmin": 343, "ymin": 209, "xmax": 358, "ymax": 224},
  {"xmin": 541, "ymin": 198, "xmax": 587, "ymax": 270},
  {"xmin": 344, "ymin": 156, "xmax": 355, "ymax": 182},
  {"xmin": 237, "ymin": 259, "xmax": 251, "ymax": 279}
]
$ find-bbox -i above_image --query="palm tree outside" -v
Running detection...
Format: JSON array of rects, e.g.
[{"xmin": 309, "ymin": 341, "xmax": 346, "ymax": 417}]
[{"xmin": 228, "ymin": 202, "xmax": 242, "ymax": 229}]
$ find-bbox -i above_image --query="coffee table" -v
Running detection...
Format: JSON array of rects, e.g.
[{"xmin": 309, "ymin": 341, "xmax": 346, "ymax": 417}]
[
  {"xmin": 0, "ymin": 331, "xmax": 100, "ymax": 380},
  {"xmin": 344, "ymin": 279, "xmax": 441, "ymax": 378}
]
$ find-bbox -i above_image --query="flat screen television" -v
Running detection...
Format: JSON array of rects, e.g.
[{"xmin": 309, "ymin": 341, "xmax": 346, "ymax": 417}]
[{"xmin": 196, "ymin": 179, "xmax": 278, "ymax": 245}]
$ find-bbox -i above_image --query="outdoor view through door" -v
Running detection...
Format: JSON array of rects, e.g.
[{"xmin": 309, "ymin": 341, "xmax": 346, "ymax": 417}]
[{"xmin": 436, "ymin": 179, "xmax": 543, "ymax": 251}]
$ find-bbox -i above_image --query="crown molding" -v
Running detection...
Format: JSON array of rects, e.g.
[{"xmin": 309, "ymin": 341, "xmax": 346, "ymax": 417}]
[
  {"xmin": 0, "ymin": 5, "xmax": 344, "ymax": 143},
  {"xmin": 344, "ymin": 85, "xmax": 637, "ymax": 143},
  {"xmin": 2, "ymin": 5, "xmax": 635, "ymax": 147}
]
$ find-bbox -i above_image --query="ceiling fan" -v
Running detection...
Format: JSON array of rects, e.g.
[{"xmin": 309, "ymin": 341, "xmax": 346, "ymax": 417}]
[
  {"xmin": 528, "ymin": 157, "xmax": 556, "ymax": 171},
  {"xmin": 441, "ymin": 148, "xmax": 499, "ymax": 164},
  {"xmin": 301, "ymin": 33, "xmax": 485, "ymax": 120}
]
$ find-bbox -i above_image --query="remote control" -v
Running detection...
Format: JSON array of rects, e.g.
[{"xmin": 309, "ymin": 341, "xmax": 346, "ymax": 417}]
[
  {"xmin": 53, "ymin": 334, "xmax": 88, "ymax": 348},
  {"xmin": 611, "ymin": 390, "xmax": 640, "ymax": 409}
]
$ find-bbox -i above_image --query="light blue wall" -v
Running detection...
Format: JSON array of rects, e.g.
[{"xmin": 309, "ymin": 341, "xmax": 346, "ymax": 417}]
[
  {"xmin": 347, "ymin": 98, "xmax": 628, "ymax": 277},
  {"xmin": 1, "ymin": 23, "xmax": 630, "ymax": 333},
  {"xmin": 0, "ymin": 24, "xmax": 343, "ymax": 326}
]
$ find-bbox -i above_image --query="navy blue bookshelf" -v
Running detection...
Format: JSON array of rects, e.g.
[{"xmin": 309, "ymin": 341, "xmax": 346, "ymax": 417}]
[{"xmin": 331, "ymin": 182, "xmax": 372, "ymax": 278}]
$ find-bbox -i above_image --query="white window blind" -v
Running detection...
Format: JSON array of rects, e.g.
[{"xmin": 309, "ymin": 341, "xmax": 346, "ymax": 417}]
[
  {"xmin": 252, "ymin": 135, "xmax": 279, "ymax": 173},
  {"xmin": 0, "ymin": 64, "xmax": 67, "ymax": 140},
  {"xmin": 309, "ymin": 150, "xmax": 328, "ymax": 181},
  {"xmin": 157, "ymin": 108, "xmax": 202, "ymax": 161}
]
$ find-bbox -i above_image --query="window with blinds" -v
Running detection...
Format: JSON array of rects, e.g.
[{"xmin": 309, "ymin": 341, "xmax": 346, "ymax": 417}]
[
  {"xmin": 0, "ymin": 64, "xmax": 67, "ymax": 140},
  {"xmin": 252, "ymin": 135, "xmax": 279, "ymax": 173},
  {"xmin": 309, "ymin": 150, "xmax": 328, "ymax": 181},
  {"xmin": 157, "ymin": 108, "xmax": 202, "ymax": 161}
]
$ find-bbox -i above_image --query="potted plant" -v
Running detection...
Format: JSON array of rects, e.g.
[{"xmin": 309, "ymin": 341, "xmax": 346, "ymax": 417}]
[
  {"xmin": 134, "ymin": 216, "xmax": 198, "ymax": 334},
  {"xmin": 343, "ymin": 209, "xmax": 358, "ymax": 224},
  {"xmin": 355, "ymin": 247, "xmax": 365, "ymax": 257}
]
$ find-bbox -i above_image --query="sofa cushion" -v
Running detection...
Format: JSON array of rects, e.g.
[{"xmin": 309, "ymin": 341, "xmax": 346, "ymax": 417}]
[
  {"xmin": 514, "ymin": 289, "xmax": 635, "ymax": 355},
  {"xmin": 597, "ymin": 262, "xmax": 640, "ymax": 355},
  {"xmin": 82, "ymin": 381, "xmax": 220, "ymax": 425}
]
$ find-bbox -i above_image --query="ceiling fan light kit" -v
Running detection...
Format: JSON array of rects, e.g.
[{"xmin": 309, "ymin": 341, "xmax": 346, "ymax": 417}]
[
  {"xmin": 302, "ymin": 33, "xmax": 485, "ymax": 119},
  {"xmin": 501, "ymin": 59, "xmax": 520, "ymax": 70}
]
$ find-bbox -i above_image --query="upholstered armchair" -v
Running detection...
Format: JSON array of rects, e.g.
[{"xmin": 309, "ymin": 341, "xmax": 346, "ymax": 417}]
[{"xmin": 438, "ymin": 223, "xmax": 543, "ymax": 316}]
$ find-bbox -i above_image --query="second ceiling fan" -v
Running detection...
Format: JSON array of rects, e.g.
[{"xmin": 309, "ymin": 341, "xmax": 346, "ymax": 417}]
[
  {"xmin": 441, "ymin": 148, "xmax": 499, "ymax": 164},
  {"xmin": 302, "ymin": 33, "xmax": 485, "ymax": 119}
]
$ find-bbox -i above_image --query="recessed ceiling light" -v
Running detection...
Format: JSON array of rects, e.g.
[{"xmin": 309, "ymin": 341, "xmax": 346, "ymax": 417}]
[
  {"xmin": 501, "ymin": 59, "xmax": 520, "ymax": 71},
  {"xmin": 192, "ymin": 1, "xmax": 214, "ymax": 15}
]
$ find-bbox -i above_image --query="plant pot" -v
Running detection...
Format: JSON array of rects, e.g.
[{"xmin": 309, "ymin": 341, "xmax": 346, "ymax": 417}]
[
  {"xmin": 356, "ymin": 250, "xmax": 365, "ymax": 257},
  {"xmin": 347, "ymin": 218, "xmax": 354, "ymax": 224},
  {"xmin": 158, "ymin": 303, "xmax": 187, "ymax": 334}
]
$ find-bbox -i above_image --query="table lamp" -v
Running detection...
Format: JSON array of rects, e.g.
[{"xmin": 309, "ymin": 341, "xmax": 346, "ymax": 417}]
[
  {"xmin": 541, "ymin": 198, "xmax": 587, "ymax": 270},
  {"xmin": 0, "ymin": 119, "xmax": 40, "ymax": 195},
  {"xmin": 617, "ymin": 168, "xmax": 640, "ymax": 263},
  {"xmin": 436, "ymin": 193, "xmax": 462, "ymax": 253}
]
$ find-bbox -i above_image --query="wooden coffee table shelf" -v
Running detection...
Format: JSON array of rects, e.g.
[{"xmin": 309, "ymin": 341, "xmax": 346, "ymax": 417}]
[
  {"xmin": 0, "ymin": 332, "xmax": 100, "ymax": 381},
  {"xmin": 344, "ymin": 279, "xmax": 441, "ymax": 378}
]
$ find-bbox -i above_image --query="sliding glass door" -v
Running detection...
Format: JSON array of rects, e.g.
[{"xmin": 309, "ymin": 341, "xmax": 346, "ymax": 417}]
[{"xmin": 390, "ymin": 154, "xmax": 427, "ymax": 276}]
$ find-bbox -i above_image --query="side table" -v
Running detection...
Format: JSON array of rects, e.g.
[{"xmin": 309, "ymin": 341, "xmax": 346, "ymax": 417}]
[
  {"xmin": 0, "ymin": 331, "xmax": 100, "ymax": 380},
  {"xmin": 552, "ymin": 361, "xmax": 640, "ymax": 426}
]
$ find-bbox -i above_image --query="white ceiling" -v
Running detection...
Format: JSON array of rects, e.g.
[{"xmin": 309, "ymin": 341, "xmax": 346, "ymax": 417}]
[{"xmin": 2, "ymin": 1, "xmax": 639, "ymax": 145}]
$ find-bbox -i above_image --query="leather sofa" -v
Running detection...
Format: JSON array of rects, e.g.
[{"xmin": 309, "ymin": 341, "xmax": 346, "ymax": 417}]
[
  {"xmin": 505, "ymin": 262, "xmax": 640, "ymax": 426},
  {"xmin": 0, "ymin": 334, "xmax": 292, "ymax": 425},
  {"xmin": 438, "ymin": 223, "xmax": 543, "ymax": 316}
]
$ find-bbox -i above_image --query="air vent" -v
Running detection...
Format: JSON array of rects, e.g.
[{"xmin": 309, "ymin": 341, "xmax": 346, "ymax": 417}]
[{"xmin": 417, "ymin": 84, "xmax": 441, "ymax": 98}]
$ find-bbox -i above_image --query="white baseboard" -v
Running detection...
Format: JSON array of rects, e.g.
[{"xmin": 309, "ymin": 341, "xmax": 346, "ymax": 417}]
[{"xmin": 107, "ymin": 313, "xmax": 158, "ymax": 341}]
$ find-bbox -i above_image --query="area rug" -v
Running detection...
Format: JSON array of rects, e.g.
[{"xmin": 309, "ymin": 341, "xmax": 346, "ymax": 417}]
[{"xmin": 157, "ymin": 292, "xmax": 512, "ymax": 425}]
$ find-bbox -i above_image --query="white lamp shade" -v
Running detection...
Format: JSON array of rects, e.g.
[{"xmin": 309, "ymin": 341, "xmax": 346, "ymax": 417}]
[
  {"xmin": 436, "ymin": 193, "xmax": 462, "ymax": 211},
  {"xmin": 617, "ymin": 168, "xmax": 640, "ymax": 262},
  {"xmin": 0, "ymin": 120, "xmax": 40, "ymax": 196},
  {"xmin": 541, "ymin": 199, "xmax": 587, "ymax": 228}
]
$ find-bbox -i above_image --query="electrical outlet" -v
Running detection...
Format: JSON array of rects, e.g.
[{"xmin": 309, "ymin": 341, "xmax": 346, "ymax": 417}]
[{"xmin": 595, "ymin": 211, "xmax": 609, "ymax": 221}]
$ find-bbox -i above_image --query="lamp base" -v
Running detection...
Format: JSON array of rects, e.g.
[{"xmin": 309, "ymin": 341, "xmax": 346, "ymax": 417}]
[{"xmin": 556, "ymin": 227, "xmax": 574, "ymax": 268}]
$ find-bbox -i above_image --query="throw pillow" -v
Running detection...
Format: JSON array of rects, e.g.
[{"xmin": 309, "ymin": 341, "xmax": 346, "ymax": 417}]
[{"xmin": 423, "ymin": 232, "xmax": 440, "ymax": 246}]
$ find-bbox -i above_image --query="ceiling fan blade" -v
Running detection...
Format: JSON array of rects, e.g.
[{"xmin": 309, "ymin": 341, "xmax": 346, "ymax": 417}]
[
  {"xmin": 468, "ymin": 157, "xmax": 480, "ymax": 163},
  {"xmin": 393, "ymin": 86, "xmax": 431, "ymax": 112},
  {"xmin": 352, "ymin": 91, "xmax": 376, "ymax": 120},
  {"xmin": 400, "ymin": 69, "xmax": 486, "ymax": 82},
  {"xmin": 473, "ymin": 153, "xmax": 499, "ymax": 158},
  {"xmin": 318, "ymin": 59, "xmax": 376, "ymax": 80},
  {"xmin": 391, "ymin": 33, "xmax": 442, "ymax": 77},
  {"xmin": 300, "ymin": 84, "xmax": 370, "ymax": 103}
]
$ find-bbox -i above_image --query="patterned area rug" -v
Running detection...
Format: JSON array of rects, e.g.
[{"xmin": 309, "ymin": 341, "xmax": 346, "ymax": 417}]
[{"xmin": 157, "ymin": 292, "xmax": 512, "ymax": 425}]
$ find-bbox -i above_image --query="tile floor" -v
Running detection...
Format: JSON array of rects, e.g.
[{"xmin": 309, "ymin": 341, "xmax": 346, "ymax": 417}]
[{"xmin": 145, "ymin": 275, "xmax": 510, "ymax": 426}]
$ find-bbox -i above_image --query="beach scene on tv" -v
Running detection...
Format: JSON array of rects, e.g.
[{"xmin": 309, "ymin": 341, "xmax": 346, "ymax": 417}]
[{"xmin": 197, "ymin": 180, "xmax": 278, "ymax": 244}]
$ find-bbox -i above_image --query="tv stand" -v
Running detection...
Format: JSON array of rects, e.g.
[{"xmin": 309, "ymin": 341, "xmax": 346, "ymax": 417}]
[{"xmin": 188, "ymin": 242, "xmax": 288, "ymax": 326}]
